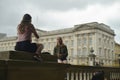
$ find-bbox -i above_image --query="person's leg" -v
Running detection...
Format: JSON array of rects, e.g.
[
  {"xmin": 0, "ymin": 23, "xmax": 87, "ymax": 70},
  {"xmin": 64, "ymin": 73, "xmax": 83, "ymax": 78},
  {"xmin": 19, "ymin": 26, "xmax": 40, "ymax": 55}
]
[
  {"xmin": 33, "ymin": 43, "xmax": 44, "ymax": 61},
  {"xmin": 35, "ymin": 43, "xmax": 44, "ymax": 55}
]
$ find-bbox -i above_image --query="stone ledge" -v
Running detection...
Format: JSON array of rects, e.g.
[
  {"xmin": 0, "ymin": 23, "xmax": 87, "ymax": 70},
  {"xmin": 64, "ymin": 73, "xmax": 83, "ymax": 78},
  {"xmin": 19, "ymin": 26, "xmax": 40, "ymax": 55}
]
[
  {"xmin": 0, "ymin": 60, "xmax": 69, "ymax": 80},
  {"xmin": 0, "ymin": 51, "xmax": 57, "ymax": 62}
]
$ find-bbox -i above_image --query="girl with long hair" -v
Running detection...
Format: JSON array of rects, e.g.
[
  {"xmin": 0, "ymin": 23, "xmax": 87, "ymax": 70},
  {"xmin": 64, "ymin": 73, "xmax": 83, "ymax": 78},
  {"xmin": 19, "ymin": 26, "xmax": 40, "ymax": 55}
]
[
  {"xmin": 15, "ymin": 14, "xmax": 43, "ymax": 61},
  {"xmin": 53, "ymin": 37, "xmax": 68, "ymax": 63}
]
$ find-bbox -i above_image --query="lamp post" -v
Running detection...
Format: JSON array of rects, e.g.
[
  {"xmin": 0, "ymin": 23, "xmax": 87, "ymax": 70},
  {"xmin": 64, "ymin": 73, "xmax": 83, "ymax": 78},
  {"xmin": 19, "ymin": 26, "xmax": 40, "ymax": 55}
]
[
  {"xmin": 90, "ymin": 47, "xmax": 94, "ymax": 54},
  {"xmin": 88, "ymin": 48, "xmax": 96, "ymax": 66}
]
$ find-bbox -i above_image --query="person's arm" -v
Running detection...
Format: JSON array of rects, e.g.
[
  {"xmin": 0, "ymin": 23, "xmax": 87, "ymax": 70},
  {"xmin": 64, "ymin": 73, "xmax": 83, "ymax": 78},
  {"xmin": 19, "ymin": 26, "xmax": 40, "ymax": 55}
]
[
  {"xmin": 31, "ymin": 24, "xmax": 39, "ymax": 39},
  {"xmin": 63, "ymin": 45, "xmax": 68, "ymax": 57},
  {"xmin": 53, "ymin": 47, "xmax": 57, "ymax": 56},
  {"xmin": 65, "ymin": 45, "xmax": 68, "ymax": 57}
]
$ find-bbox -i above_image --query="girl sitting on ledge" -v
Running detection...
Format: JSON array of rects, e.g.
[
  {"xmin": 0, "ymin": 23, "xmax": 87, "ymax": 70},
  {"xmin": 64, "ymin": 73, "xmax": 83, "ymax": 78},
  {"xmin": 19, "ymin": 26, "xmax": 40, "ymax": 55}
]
[{"xmin": 15, "ymin": 14, "xmax": 43, "ymax": 62}]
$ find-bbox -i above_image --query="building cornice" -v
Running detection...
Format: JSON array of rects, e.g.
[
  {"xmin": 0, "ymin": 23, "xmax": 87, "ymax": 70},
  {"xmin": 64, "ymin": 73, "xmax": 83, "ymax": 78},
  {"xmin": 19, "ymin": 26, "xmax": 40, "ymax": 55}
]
[
  {"xmin": 74, "ymin": 22, "xmax": 115, "ymax": 36},
  {"xmin": 39, "ymin": 22, "xmax": 115, "ymax": 36}
]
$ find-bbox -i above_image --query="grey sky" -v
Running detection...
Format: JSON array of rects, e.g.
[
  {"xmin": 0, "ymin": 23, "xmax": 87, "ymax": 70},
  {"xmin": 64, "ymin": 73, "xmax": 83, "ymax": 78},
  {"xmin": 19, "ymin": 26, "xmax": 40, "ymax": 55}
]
[{"xmin": 0, "ymin": 0, "xmax": 120, "ymax": 43}]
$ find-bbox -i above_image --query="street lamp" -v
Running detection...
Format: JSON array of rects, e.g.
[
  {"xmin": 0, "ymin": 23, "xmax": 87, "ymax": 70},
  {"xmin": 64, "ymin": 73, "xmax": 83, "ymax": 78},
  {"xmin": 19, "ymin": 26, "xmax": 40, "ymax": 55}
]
[
  {"xmin": 88, "ymin": 48, "xmax": 96, "ymax": 66},
  {"xmin": 90, "ymin": 47, "xmax": 94, "ymax": 54}
]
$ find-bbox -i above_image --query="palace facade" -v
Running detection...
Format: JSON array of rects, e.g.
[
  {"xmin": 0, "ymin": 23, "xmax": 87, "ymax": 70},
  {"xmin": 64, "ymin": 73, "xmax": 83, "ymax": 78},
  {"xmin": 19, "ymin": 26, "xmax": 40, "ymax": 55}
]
[
  {"xmin": 114, "ymin": 43, "xmax": 120, "ymax": 66},
  {"xmin": 0, "ymin": 22, "xmax": 116, "ymax": 66}
]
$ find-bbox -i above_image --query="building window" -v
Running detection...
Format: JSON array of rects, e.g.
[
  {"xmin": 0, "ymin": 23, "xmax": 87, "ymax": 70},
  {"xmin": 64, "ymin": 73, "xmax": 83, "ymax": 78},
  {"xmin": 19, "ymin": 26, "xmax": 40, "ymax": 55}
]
[
  {"xmin": 111, "ymin": 42, "xmax": 114, "ymax": 49},
  {"xmin": 107, "ymin": 40, "xmax": 109, "ymax": 47},
  {"xmin": 77, "ymin": 49, "xmax": 81, "ymax": 56},
  {"xmin": 106, "ymin": 49, "xmax": 108, "ymax": 58},
  {"xmin": 77, "ymin": 34, "xmax": 80, "ymax": 38},
  {"xmin": 71, "ymin": 49, "xmax": 74, "ymax": 56},
  {"xmin": 111, "ymin": 51, "xmax": 114, "ymax": 59},
  {"xmin": 99, "ymin": 48, "xmax": 102, "ymax": 56},
  {"xmin": 83, "ymin": 37, "xmax": 87, "ymax": 46},
  {"xmin": 83, "ymin": 47, "xmax": 87, "ymax": 56},
  {"xmin": 65, "ymin": 41, "xmax": 68, "ymax": 46},
  {"xmin": 48, "ymin": 42, "xmax": 51, "ymax": 49},
  {"xmin": 104, "ymin": 49, "xmax": 107, "ymax": 58},
  {"xmin": 88, "ymin": 37, "xmax": 92, "ymax": 45},
  {"xmin": 44, "ymin": 43, "xmax": 47, "ymax": 50},
  {"xmin": 99, "ymin": 38, "xmax": 101, "ymax": 45},
  {"xmin": 104, "ymin": 39, "xmax": 106, "ymax": 46},
  {"xmin": 108, "ymin": 50, "xmax": 110, "ymax": 58},
  {"xmin": 71, "ymin": 40, "xmax": 74, "ymax": 47},
  {"xmin": 51, "ymin": 42, "xmax": 54, "ymax": 49},
  {"xmin": 77, "ymin": 38, "xmax": 81, "ymax": 46}
]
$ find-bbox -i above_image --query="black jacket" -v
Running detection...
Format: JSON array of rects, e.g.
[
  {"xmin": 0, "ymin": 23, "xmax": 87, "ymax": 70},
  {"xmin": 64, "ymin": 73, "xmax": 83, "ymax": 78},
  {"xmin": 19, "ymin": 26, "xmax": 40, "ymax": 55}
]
[{"xmin": 53, "ymin": 44, "xmax": 68, "ymax": 60}]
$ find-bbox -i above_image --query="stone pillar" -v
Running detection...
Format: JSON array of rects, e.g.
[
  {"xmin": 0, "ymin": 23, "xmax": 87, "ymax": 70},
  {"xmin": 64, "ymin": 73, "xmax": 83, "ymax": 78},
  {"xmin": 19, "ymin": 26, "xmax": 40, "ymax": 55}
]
[{"xmin": 73, "ymin": 34, "xmax": 78, "ymax": 64}]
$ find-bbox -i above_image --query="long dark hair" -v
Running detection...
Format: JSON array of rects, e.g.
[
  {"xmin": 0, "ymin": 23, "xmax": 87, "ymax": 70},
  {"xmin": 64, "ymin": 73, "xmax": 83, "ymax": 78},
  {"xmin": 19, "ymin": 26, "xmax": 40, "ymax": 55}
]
[{"xmin": 18, "ymin": 14, "xmax": 32, "ymax": 34}]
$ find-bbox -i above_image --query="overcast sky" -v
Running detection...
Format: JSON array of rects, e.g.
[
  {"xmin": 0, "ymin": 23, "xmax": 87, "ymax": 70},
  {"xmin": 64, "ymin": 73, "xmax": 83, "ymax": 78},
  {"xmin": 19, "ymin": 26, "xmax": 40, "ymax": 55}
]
[{"xmin": 0, "ymin": 0, "xmax": 120, "ymax": 43}]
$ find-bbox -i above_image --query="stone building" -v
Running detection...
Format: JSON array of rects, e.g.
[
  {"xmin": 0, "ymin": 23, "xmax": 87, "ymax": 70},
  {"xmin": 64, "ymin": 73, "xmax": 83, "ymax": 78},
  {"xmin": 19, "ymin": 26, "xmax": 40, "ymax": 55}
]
[
  {"xmin": 0, "ymin": 22, "xmax": 115, "ymax": 66},
  {"xmin": 114, "ymin": 42, "xmax": 120, "ymax": 66}
]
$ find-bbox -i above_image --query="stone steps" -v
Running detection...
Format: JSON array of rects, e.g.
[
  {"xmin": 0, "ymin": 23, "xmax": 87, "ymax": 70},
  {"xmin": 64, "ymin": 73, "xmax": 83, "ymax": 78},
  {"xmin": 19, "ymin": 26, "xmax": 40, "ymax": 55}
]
[{"xmin": 0, "ymin": 51, "xmax": 57, "ymax": 63}]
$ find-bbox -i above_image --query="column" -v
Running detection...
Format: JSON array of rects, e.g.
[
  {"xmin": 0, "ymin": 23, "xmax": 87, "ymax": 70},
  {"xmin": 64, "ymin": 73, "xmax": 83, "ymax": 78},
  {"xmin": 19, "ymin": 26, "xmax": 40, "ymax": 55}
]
[{"xmin": 73, "ymin": 33, "xmax": 78, "ymax": 64}]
